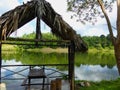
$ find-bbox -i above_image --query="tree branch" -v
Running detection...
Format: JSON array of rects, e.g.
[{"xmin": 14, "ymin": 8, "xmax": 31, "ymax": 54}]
[{"xmin": 97, "ymin": 0, "xmax": 115, "ymax": 45}]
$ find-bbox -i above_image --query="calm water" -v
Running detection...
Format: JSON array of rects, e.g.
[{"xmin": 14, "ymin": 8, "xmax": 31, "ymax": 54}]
[{"xmin": 1, "ymin": 51, "xmax": 120, "ymax": 82}]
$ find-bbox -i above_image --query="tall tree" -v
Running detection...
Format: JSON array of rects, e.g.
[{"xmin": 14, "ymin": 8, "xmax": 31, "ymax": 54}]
[
  {"xmin": 67, "ymin": 0, "xmax": 120, "ymax": 74},
  {"xmin": 97, "ymin": 0, "xmax": 120, "ymax": 74}
]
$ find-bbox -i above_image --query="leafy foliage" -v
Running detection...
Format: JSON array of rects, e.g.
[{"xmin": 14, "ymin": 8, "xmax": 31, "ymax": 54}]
[
  {"xmin": 21, "ymin": 32, "xmax": 112, "ymax": 50},
  {"xmin": 22, "ymin": 32, "xmax": 58, "ymax": 40},
  {"xmin": 82, "ymin": 34, "xmax": 112, "ymax": 49},
  {"xmin": 19, "ymin": 32, "xmax": 59, "ymax": 49},
  {"xmin": 67, "ymin": 0, "xmax": 116, "ymax": 25}
]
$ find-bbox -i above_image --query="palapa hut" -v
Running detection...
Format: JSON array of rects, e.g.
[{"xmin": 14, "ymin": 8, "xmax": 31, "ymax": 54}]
[
  {"xmin": 0, "ymin": 0, "xmax": 88, "ymax": 90},
  {"xmin": 0, "ymin": 0, "xmax": 87, "ymax": 51}
]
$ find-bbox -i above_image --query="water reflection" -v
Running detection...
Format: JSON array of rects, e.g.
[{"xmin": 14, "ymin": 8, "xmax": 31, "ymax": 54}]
[
  {"xmin": 1, "ymin": 59, "xmax": 68, "ymax": 88},
  {"xmin": 1, "ymin": 51, "xmax": 120, "ymax": 82},
  {"xmin": 1, "ymin": 60, "xmax": 27, "ymax": 82},
  {"xmin": 75, "ymin": 52, "xmax": 116, "ymax": 66},
  {"xmin": 2, "ymin": 60, "xmax": 120, "ymax": 82},
  {"xmin": 75, "ymin": 64, "xmax": 119, "ymax": 82}
]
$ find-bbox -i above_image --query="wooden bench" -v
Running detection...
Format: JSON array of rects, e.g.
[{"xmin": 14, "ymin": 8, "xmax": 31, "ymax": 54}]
[
  {"xmin": 22, "ymin": 66, "xmax": 47, "ymax": 90},
  {"xmin": 28, "ymin": 68, "xmax": 46, "ymax": 89}
]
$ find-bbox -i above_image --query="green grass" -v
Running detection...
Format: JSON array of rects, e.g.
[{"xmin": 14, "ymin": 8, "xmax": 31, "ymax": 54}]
[
  {"xmin": 2, "ymin": 45, "xmax": 116, "ymax": 66},
  {"xmin": 75, "ymin": 78, "xmax": 120, "ymax": 90},
  {"xmin": 1, "ymin": 44, "xmax": 114, "ymax": 53},
  {"xmin": 88, "ymin": 47, "xmax": 114, "ymax": 54},
  {"xmin": 2, "ymin": 44, "xmax": 18, "ymax": 51}
]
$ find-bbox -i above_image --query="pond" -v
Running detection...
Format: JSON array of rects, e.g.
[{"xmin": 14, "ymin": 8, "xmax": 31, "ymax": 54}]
[{"xmin": 1, "ymin": 51, "xmax": 120, "ymax": 82}]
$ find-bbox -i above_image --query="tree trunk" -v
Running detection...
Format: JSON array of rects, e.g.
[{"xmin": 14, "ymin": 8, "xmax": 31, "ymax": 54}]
[
  {"xmin": 97, "ymin": 0, "xmax": 115, "ymax": 45},
  {"xmin": 97, "ymin": 0, "xmax": 120, "ymax": 74},
  {"xmin": 115, "ymin": 0, "xmax": 120, "ymax": 74},
  {"xmin": 114, "ymin": 44, "xmax": 120, "ymax": 74}
]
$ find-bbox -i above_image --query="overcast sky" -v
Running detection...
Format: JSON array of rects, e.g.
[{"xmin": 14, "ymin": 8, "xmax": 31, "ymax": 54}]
[{"xmin": 0, "ymin": 0, "xmax": 117, "ymax": 37}]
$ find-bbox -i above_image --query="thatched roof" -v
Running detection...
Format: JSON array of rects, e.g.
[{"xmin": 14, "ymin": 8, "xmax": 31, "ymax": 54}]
[{"xmin": 0, "ymin": 0, "xmax": 88, "ymax": 51}]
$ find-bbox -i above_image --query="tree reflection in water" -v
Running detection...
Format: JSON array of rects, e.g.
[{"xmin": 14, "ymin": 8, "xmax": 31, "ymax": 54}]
[{"xmin": 2, "ymin": 51, "xmax": 119, "ymax": 81}]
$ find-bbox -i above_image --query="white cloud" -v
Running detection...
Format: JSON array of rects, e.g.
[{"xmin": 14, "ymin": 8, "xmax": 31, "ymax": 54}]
[
  {"xmin": 107, "ymin": 2, "xmax": 117, "ymax": 22},
  {"xmin": 0, "ymin": 0, "xmax": 19, "ymax": 16},
  {"xmin": 75, "ymin": 65, "xmax": 119, "ymax": 81},
  {"xmin": 0, "ymin": 0, "xmax": 117, "ymax": 37},
  {"xmin": 46, "ymin": 0, "xmax": 67, "ymax": 14},
  {"xmin": 22, "ymin": 0, "xmax": 31, "ymax": 3},
  {"xmin": 11, "ymin": 19, "xmax": 36, "ymax": 37},
  {"xmin": 46, "ymin": 0, "xmax": 117, "ymax": 36},
  {"xmin": 46, "ymin": 0, "xmax": 86, "ymax": 32},
  {"xmin": 11, "ymin": 19, "xmax": 51, "ymax": 37},
  {"xmin": 83, "ymin": 27, "xmax": 109, "ymax": 36}
]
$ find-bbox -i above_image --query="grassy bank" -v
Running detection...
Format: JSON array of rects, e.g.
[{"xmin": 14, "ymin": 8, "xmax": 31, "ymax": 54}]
[
  {"xmin": 26, "ymin": 47, "xmax": 68, "ymax": 53},
  {"xmin": 2, "ymin": 44, "xmax": 114, "ymax": 53},
  {"xmin": 75, "ymin": 78, "xmax": 120, "ymax": 90},
  {"xmin": 88, "ymin": 47, "xmax": 114, "ymax": 54},
  {"xmin": 2, "ymin": 44, "xmax": 18, "ymax": 51}
]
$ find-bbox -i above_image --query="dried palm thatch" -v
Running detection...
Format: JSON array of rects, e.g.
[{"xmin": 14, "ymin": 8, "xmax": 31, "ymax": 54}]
[{"xmin": 0, "ymin": 0, "xmax": 88, "ymax": 51}]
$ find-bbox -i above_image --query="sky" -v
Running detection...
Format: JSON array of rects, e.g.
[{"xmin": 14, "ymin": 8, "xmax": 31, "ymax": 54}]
[{"xmin": 0, "ymin": 0, "xmax": 117, "ymax": 37}]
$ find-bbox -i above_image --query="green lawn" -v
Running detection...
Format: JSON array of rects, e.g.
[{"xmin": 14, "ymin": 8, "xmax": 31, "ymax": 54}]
[
  {"xmin": 2, "ymin": 44, "xmax": 17, "ymax": 51},
  {"xmin": 75, "ymin": 78, "xmax": 120, "ymax": 90}
]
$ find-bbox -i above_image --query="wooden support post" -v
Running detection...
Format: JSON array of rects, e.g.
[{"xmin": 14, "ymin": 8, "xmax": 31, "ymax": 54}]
[
  {"xmin": 68, "ymin": 41, "xmax": 75, "ymax": 90},
  {"xmin": 50, "ymin": 79, "xmax": 62, "ymax": 90},
  {"xmin": 0, "ymin": 25, "xmax": 2, "ymax": 84},
  {"xmin": 0, "ymin": 42, "xmax": 1, "ymax": 84},
  {"xmin": 56, "ymin": 78, "xmax": 62, "ymax": 90},
  {"xmin": 50, "ymin": 80, "xmax": 56, "ymax": 90},
  {"xmin": 68, "ymin": 45, "xmax": 71, "ymax": 79},
  {"xmin": 36, "ymin": 17, "xmax": 42, "ymax": 46}
]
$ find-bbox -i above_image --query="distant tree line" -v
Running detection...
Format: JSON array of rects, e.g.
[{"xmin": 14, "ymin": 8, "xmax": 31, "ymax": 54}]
[
  {"xmin": 21, "ymin": 32, "xmax": 113, "ymax": 50},
  {"xmin": 22, "ymin": 32, "xmax": 58, "ymax": 40},
  {"xmin": 82, "ymin": 34, "xmax": 113, "ymax": 49},
  {"xmin": 19, "ymin": 32, "xmax": 59, "ymax": 49}
]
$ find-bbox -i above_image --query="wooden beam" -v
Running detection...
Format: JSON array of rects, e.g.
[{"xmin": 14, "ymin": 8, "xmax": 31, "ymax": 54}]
[
  {"xmin": 0, "ymin": 24, "xmax": 3, "ymax": 83},
  {"xmin": 36, "ymin": 17, "xmax": 41, "ymax": 46},
  {"xmin": 6, "ymin": 37, "xmax": 70, "ymax": 43},
  {"xmin": 1, "ymin": 42, "xmax": 70, "ymax": 47},
  {"xmin": 68, "ymin": 41, "xmax": 75, "ymax": 90},
  {"xmin": 0, "ymin": 42, "xmax": 1, "ymax": 83},
  {"xmin": 2, "ymin": 64, "xmax": 68, "ymax": 67}
]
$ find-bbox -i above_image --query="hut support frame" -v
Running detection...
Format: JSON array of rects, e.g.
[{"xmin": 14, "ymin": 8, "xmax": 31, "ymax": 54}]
[
  {"xmin": 0, "ymin": 38, "xmax": 75, "ymax": 90},
  {"xmin": 0, "ymin": 14, "xmax": 75, "ymax": 89},
  {"xmin": 69, "ymin": 41, "xmax": 75, "ymax": 90},
  {"xmin": 36, "ymin": 17, "xmax": 41, "ymax": 46}
]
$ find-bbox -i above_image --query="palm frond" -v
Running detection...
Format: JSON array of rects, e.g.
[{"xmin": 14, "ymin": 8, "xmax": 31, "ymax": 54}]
[{"xmin": 0, "ymin": 0, "xmax": 88, "ymax": 51}]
